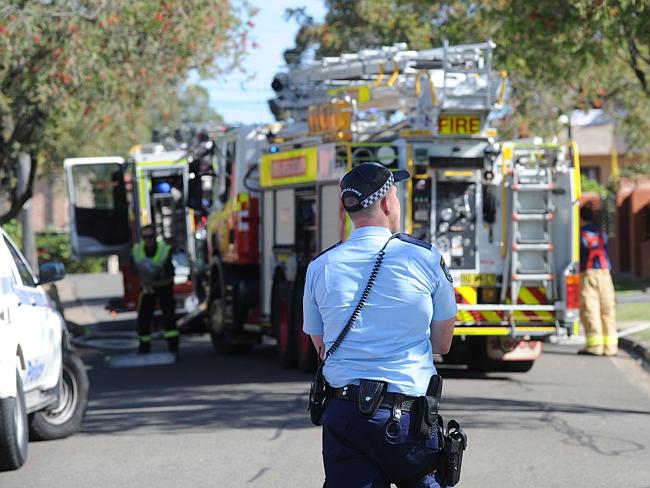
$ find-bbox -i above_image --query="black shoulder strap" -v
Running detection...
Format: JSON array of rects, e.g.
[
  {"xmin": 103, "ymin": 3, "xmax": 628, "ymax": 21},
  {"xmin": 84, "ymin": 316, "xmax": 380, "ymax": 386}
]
[
  {"xmin": 396, "ymin": 233, "xmax": 432, "ymax": 250},
  {"xmin": 314, "ymin": 241, "xmax": 341, "ymax": 260}
]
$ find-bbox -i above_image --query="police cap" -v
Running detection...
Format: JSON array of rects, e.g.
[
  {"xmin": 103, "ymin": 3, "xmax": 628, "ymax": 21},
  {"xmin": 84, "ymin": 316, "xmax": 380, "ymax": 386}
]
[{"xmin": 340, "ymin": 162, "xmax": 410, "ymax": 213}]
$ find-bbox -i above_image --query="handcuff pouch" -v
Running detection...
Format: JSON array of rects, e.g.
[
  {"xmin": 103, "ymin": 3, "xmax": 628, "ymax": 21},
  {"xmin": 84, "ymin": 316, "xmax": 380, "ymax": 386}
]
[{"xmin": 358, "ymin": 379, "xmax": 387, "ymax": 418}]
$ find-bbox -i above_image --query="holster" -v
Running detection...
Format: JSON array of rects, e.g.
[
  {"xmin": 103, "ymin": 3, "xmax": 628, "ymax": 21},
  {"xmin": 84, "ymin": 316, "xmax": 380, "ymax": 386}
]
[
  {"xmin": 308, "ymin": 362, "xmax": 329, "ymax": 426},
  {"xmin": 358, "ymin": 379, "xmax": 387, "ymax": 418},
  {"xmin": 437, "ymin": 419, "xmax": 468, "ymax": 487}
]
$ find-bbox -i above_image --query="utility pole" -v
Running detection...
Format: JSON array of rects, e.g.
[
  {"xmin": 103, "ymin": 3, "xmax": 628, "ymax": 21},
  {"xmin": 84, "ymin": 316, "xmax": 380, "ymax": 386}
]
[{"xmin": 17, "ymin": 152, "xmax": 38, "ymax": 273}]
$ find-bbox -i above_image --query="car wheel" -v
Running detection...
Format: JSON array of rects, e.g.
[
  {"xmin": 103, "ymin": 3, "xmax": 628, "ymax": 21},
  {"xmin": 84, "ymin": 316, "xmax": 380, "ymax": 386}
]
[
  {"xmin": 29, "ymin": 352, "xmax": 89, "ymax": 441},
  {"xmin": 0, "ymin": 371, "xmax": 28, "ymax": 471}
]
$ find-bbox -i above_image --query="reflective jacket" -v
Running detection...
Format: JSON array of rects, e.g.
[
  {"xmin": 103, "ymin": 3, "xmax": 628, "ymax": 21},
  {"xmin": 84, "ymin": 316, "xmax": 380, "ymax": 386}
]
[
  {"xmin": 132, "ymin": 240, "xmax": 174, "ymax": 287},
  {"xmin": 580, "ymin": 224, "xmax": 610, "ymax": 272}
]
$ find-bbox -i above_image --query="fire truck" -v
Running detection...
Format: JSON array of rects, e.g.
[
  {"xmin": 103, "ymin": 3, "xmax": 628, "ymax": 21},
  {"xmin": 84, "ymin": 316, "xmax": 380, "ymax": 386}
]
[
  {"xmin": 64, "ymin": 137, "xmax": 216, "ymax": 320},
  {"xmin": 205, "ymin": 41, "xmax": 582, "ymax": 373}
]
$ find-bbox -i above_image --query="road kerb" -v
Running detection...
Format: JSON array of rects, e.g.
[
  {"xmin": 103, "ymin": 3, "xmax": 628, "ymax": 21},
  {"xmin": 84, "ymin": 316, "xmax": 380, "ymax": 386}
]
[{"xmin": 619, "ymin": 336, "xmax": 650, "ymax": 373}]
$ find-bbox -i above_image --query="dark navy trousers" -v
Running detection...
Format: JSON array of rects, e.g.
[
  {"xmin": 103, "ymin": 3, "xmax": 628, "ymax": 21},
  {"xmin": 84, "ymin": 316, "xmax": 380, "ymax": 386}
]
[{"xmin": 322, "ymin": 398, "xmax": 445, "ymax": 488}]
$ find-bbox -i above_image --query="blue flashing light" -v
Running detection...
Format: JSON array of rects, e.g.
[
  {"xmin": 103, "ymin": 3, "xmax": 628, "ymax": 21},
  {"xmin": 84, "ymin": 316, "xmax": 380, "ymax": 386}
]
[
  {"xmin": 154, "ymin": 182, "xmax": 172, "ymax": 194},
  {"xmin": 269, "ymin": 145, "xmax": 279, "ymax": 153}
]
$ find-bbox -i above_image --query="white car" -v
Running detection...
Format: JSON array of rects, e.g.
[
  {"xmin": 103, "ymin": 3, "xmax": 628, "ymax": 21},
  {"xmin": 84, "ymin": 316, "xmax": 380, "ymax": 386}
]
[{"xmin": 0, "ymin": 228, "xmax": 89, "ymax": 471}]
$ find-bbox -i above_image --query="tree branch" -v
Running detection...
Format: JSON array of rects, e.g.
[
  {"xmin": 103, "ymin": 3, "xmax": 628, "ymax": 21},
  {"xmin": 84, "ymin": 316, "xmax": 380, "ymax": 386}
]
[
  {"xmin": 619, "ymin": 15, "xmax": 650, "ymax": 95},
  {"xmin": 0, "ymin": 151, "xmax": 37, "ymax": 225}
]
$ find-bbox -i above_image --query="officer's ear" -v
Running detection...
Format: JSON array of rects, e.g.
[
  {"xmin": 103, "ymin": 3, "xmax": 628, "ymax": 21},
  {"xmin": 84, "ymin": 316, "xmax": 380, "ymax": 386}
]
[{"xmin": 379, "ymin": 195, "xmax": 390, "ymax": 215}]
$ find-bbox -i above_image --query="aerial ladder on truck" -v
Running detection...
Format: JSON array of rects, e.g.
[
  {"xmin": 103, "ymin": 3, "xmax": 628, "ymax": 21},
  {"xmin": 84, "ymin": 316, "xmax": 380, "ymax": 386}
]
[{"xmin": 204, "ymin": 41, "xmax": 581, "ymax": 373}]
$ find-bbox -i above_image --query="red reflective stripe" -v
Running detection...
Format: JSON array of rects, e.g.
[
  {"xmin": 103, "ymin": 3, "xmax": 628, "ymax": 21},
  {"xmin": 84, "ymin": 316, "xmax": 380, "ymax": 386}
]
[
  {"xmin": 528, "ymin": 287, "xmax": 549, "ymax": 305},
  {"xmin": 580, "ymin": 231, "xmax": 609, "ymax": 270}
]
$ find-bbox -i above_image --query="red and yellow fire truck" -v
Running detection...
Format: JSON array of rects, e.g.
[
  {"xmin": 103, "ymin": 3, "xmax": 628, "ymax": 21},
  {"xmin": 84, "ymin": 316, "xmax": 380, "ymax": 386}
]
[{"xmin": 203, "ymin": 41, "xmax": 582, "ymax": 373}]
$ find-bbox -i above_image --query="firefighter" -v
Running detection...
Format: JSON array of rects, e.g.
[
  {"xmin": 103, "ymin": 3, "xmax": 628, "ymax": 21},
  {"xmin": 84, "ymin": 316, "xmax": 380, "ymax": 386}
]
[
  {"xmin": 132, "ymin": 225, "xmax": 180, "ymax": 355},
  {"xmin": 578, "ymin": 206, "xmax": 618, "ymax": 356},
  {"xmin": 303, "ymin": 163, "xmax": 457, "ymax": 487}
]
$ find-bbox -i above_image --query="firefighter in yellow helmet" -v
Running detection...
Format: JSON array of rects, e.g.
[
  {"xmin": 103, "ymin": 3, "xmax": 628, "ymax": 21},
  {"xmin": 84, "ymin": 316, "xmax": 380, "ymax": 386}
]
[
  {"xmin": 131, "ymin": 225, "xmax": 179, "ymax": 355},
  {"xmin": 578, "ymin": 206, "xmax": 617, "ymax": 356}
]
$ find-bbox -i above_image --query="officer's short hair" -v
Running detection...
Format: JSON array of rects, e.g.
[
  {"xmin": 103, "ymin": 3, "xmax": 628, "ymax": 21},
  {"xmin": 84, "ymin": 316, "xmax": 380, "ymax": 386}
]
[{"xmin": 580, "ymin": 206, "xmax": 594, "ymax": 222}]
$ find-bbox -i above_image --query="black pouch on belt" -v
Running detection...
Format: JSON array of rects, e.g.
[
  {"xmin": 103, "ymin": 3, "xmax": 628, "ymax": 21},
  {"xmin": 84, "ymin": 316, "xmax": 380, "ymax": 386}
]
[
  {"xmin": 415, "ymin": 374, "xmax": 443, "ymax": 440},
  {"xmin": 415, "ymin": 396, "xmax": 439, "ymax": 439},
  {"xmin": 358, "ymin": 379, "xmax": 387, "ymax": 417},
  {"xmin": 308, "ymin": 362, "xmax": 329, "ymax": 426}
]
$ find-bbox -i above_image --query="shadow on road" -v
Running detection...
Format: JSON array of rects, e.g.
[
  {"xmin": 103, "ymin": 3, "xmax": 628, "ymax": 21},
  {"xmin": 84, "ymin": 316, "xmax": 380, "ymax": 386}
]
[
  {"xmin": 74, "ymin": 334, "xmax": 650, "ymax": 440},
  {"xmin": 77, "ymin": 336, "xmax": 316, "ymax": 436}
]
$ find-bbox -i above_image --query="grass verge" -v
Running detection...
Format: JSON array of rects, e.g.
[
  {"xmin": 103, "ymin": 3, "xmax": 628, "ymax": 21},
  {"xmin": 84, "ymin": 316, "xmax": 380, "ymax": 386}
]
[{"xmin": 617, "ymin": 301, "xmax": 650, "ymax": 322}]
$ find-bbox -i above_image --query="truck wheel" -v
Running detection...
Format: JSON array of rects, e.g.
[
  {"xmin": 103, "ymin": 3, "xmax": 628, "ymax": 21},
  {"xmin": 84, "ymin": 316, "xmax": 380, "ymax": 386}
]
[
  {"xmin": 209, "ymin": 295, "xmax": 232, "ymax": 353},
  {"xmin": 0, "ymin": 371, "xmax": 28, "ymax": 471},
  {"xmin": 293, "ymin": 271, "xmax": 317, "ymax": 373},
  {"xmin": 501, "ymin": 360, "xmax": 535, "ymax": 373},
  {"xmin": 208, "ymin": 261, "xmax": 234, "ymax": 353},
  {"xmin": 466, "ymin": 337, "xmax": 502, "ymax": 373},
  {"xmin": 273, "ymin": 279, "xmax": 295, "ymax": 368},
  {"xmin": 29, "ymin": 352, "xmax": 89, "ymax": 441}
]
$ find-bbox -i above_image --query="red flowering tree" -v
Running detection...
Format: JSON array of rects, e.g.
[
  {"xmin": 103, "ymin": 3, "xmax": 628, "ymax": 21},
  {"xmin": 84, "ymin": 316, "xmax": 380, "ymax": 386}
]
[{"xmin": 0, "ymin": 0, "xmax": 254, "ymax": 223}]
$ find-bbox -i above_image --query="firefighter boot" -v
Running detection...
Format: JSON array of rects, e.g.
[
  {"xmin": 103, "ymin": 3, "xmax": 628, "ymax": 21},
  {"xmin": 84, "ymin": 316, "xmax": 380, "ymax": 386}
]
[{"xmin": 166, "ymin": 335, "xmax": 180, "ymax": 359}]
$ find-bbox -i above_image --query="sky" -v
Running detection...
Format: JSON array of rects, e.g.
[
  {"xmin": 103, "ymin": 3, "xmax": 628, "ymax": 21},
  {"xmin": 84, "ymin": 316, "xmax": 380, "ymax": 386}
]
[{"xmin": 192, "ymin": 0, "xmax": 326, "ymax": 125}]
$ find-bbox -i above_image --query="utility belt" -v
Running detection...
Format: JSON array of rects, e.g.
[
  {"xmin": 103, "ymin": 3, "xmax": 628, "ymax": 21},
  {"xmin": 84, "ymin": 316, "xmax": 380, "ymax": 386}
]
[
  {"xmin": 329, "ymin": 384, "xmax": 418, "ymax": 413},
  {"xmin": 314, "ymin": 375, "xmax": 468, "ymax": 486}
]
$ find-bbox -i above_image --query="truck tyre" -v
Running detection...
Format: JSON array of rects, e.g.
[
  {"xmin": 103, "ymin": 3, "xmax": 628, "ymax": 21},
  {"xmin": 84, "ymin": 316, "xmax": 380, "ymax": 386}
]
[
  {"xmin": 293, "ymin": 271, "xmax": 317, "ymax": 373},
  {"xmin": 273, "ymin": 278, "xmax": 295, "ymax": 368},
  {"xmin": 466, "ymin": 337, "xmax": 503, "ymax": 373},
  {"xmin": 208, "ymin": 260, "xmax": 233, "ymax": 353},
  {"xmin": 0, "ymin": 371, "xmax": 28, "ymax": 471},
  {"xmin": 29, "ymin": 352, "xmax": 89, "ymax": 441},
  {"xmin": 209, "ymin": 295, "xmax": 232, "ymax": 353}
]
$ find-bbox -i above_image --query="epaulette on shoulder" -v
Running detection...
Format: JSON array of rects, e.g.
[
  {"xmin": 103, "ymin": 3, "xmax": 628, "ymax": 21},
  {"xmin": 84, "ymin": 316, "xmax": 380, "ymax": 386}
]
[
  {"xmin": 396, "ymin": 233, "xmax": 432, "ymax": 250},
  {"xmin": 314, "ymin": 241, "xmax": 342, "ymax": 259}
]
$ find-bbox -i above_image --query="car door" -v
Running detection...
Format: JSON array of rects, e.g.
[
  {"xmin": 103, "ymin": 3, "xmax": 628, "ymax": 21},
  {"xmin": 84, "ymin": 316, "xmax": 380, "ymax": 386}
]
[
  {"xmin": 0, "ymin": 243, "xmax": 20, "ymax": 394},
  {"xmin": 1, "ymin": 235, "xmax": 54, "ymax": 390},
  {"xmin": 64, "ymin": 157, "xmax": 131, "ymax": 258}
]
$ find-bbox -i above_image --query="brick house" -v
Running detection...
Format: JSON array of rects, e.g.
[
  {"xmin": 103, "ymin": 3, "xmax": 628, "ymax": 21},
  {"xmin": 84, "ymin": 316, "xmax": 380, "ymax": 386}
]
[{"xmin": 573, "ymin": 110, "xmax": 650, "ymax": 278}]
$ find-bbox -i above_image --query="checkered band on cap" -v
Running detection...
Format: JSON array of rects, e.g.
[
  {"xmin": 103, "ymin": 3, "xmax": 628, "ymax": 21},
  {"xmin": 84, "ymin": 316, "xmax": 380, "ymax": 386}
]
[{"xmin": 360, "ymin": 173, "xmax": 394, "ymax": 208}]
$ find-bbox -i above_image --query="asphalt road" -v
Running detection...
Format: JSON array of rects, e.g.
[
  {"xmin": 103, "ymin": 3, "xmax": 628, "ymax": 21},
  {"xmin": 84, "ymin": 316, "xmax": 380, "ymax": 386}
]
[{"xmin": 2, "ymin": 274, "xmax": 650, "ymax": 488}]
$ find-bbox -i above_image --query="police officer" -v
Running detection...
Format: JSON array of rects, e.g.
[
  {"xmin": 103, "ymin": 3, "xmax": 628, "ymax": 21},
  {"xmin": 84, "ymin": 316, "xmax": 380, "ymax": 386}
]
[
  {"xmin": 578, "ymin": 206, "xmax": 618, "ymax": 356},
  {"xmin": 303, "ymin": 162, "xmax": 457, "ymax": 487},
  {"xmin": 132, "ymin": 225, "xmax": 180, "ymax": 355}
]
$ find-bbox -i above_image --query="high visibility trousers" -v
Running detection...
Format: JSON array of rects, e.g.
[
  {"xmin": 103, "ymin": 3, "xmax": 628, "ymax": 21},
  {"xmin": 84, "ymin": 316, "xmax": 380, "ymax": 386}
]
[
  {"xmin": 580, "ymin": 269, "xmax": 618, "ymax": 355},
  {"xmin": 137, "ymin": 284, "xmax": 179, "ymax": 353}
]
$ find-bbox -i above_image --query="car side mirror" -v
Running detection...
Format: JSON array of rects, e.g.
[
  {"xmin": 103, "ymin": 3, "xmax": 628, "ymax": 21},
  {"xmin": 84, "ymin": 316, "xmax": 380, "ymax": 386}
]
[{"xmin": 39, "ymin": 261, "xmax": 66, "ymax": 284}]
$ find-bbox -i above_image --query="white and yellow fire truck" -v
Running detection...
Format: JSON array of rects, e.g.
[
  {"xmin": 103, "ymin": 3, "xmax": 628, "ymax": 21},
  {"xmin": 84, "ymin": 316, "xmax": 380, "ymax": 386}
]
[
  {"xmin": 205, "ymin": 41, "xmax": 582, "ymax": 373},
  {"xmin": 64, "ymin": 139, "xmax": 215, "ymax": 316}
]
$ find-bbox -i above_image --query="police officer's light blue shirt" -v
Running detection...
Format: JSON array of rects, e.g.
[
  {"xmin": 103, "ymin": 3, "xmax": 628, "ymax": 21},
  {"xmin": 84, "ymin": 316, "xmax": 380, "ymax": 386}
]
[{"xmin": 303, "ymin": 226, "xmax": 457, "ymax": 396}]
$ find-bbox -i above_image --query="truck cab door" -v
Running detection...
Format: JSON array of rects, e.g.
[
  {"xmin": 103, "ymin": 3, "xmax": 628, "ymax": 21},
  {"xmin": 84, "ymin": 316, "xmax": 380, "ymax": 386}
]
[{"xmin": 64, "ymin": 157, "xmax": 131, "ymax": 258}]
